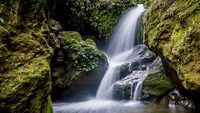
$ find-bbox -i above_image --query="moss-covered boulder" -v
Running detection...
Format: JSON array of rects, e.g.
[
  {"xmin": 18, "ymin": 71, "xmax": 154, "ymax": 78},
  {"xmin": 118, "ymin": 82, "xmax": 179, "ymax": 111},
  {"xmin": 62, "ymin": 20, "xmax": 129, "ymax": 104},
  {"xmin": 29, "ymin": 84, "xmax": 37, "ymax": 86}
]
[
  {"xmin": 0, "ymin": 0, "xmax": 53, "ymax": 112},
  {"xmin": 51, "ymin": 31, "xmax": 107, "ymax": 101},
  {"xmin": 142, "ymin": 57, "xmax": 174, "ymax": 101},
  {"xmin": 144, "ymin": 0, "xmax": 200, "ymax": 108}
]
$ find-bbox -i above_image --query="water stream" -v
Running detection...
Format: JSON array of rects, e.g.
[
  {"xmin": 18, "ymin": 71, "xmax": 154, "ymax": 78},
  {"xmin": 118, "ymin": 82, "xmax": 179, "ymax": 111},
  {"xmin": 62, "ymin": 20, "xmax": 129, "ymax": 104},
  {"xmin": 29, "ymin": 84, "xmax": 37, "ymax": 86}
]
[
  {"xmin": 53, "ymin": 5, "xmax": 193, "ymax": 113},
  {"xmin": 96, "ymin": 4, "xmax": 145, "ymax": 99},
  {"xmin": 53, "ymin": 100, "xmax": 193, "ymax": 113}
]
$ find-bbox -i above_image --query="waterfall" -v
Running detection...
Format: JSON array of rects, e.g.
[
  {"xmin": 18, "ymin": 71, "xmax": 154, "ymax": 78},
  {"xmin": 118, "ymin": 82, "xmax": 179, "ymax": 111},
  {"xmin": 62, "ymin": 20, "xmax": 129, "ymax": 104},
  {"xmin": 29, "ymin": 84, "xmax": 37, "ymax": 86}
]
[
  {"xmin": 53, "ymin": 4, "xmax": 192, "ymax": 113},
  {"xmin": 133, "ymin": 81, "xmax": 143, "ymax": 100},
  {"xmin": 107, "ymin": 5, "xmax": 145, "ymax": 58},
  {"xmin": 96, "ymin": 5, "xmax": 145, "ymax": 99}
]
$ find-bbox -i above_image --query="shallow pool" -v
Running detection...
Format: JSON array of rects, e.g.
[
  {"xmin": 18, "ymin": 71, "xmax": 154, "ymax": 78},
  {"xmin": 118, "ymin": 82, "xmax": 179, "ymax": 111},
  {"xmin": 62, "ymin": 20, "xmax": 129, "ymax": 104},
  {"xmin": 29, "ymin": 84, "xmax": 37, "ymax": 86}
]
[{"xmin": 53, "ymin": 99, "xmax": 193, "ymax": 113}]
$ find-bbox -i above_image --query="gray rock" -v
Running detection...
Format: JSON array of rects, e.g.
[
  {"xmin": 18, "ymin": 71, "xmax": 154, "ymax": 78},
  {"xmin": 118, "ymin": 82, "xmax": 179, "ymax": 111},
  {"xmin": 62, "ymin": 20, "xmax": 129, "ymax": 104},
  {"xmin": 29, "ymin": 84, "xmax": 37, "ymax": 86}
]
[
  {"xmin": 118, "ymin": 45, "xmax": 156, "ymax": 79},
  {"xmin": 112, "ymin": 45, "xmax": 174, "ymax": 101},
  {"xmin": 142, "ymin": 57, "xmax": 174, "ymax": 101},
  {"xmin": 51, "ymin": 19, "xmax": 62, "ymax": 33}
]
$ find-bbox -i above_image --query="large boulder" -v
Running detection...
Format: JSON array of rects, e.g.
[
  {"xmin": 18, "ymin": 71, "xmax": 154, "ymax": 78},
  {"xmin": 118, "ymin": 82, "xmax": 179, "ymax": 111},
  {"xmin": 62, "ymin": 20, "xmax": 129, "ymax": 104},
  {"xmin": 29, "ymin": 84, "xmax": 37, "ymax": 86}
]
[
  {"xmin": 118, "ymin": 45, "xmax": 156, "ymax": 78},
  {"xmin": 144, "ymin": 0, "xmax": 200, "ymax": 109},
  {"xmin": 0, "ymin": 0, "xmax": 53, "ymax": 112},
  {"xmin": 113, "ymin": 45, "xmax": 173, "ymax": 101},
  {"xmin": 142, "ymin": 57, "xmax": 174, "ymax": 101},
  {"xmin": 51, "ymin": 31, "xmax": 107, "ymax": 101}
]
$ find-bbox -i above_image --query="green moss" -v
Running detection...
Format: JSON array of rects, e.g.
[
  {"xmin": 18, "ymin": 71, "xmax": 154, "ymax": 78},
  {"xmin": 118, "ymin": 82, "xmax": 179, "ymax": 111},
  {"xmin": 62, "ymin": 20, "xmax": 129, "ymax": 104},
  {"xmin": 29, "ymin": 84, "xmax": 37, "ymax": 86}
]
[
  {"xmin": 0, "ymin": 56, "xmax": 52, "ymax": 112},
  {"xmin": 60, "ymin": 31, "xmax": 82, "ymax": 42},
  {"xmin": 182, "ymin": 72, "xmax": 200, "ymax": 90},
  {"xmin": 12, "ymin": 34, "xmax": 41, "ymax": 52},
  {"xmin": 178, "ymin": 3, "xmax": 198, "ymax": 20},
  {"xmin": 144, "ymin": 0, "xmax": 200, "ymax": 91},
  {"xmin": 0, "ymin": 26, "xmax": 9, "ymax": 37},
  {"xmin": 56, "ymin": 0, "xmax": 136, "ymax": 40},
  {"xmin": 52, "ymin": 31, "xmax": 107, "ymax": 87},
  {"xmin": 63, "ymin": 31, "xmax": 106, "ymax": 84},
  {"xmin": 85, "ymin": 39, "xmax": 97, "ymax": 47},
  {"xmin": 0, "ymin": 0, "xmax": 53, "ymax": 112},
  {"xmin": 144, "ymin": 67, "xmax": 174, "ymax": 96},
  {"xmin": 1, "ymin": 57, "xmax": 48, "ymax": 95},
  {"xmin": 88, "ymin": 0, "xmax": 135, "ymax": 39},
  {"xmin": 44, "ymin": 96, "xmax": 53, "ymax": 113}
]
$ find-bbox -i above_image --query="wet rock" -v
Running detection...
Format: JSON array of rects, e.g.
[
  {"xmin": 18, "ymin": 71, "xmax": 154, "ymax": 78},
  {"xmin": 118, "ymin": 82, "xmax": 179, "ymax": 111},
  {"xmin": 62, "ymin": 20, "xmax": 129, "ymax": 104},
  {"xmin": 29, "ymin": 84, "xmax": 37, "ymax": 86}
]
[
  {"xmin": 49, "ymin": 20, "xmax": 62, "ymax": 49},
  {"xmin": 113, "ymin": 45, "xmax": 174, "ymax": 101},
  {"xmin": 51, "ymin": 19, "xmax": 62, "ymax": 34},
  {"xmin": 0, "ymin": 0, "xmax": 53, "ymax": 112},
  {"xmin": 113, "ymin": 70, "xmax": 149, "ymax": 100},
  {"xmin": 163, "ymin": 90, "xmax": 195, "ymax": 110},
  {"xmin": 50, "ymin": 33, "xmax": 60, "ymax": 48},
  {"xmin": 142, "ymin": 57, "xmax": 174, "ymax": 101},
  {"xmin": 118, "ymin": 45, "xmax": 156, "ymax": 79},
  {"xmin": 144, "ymin": 0, "xmax": 200, "ymax": 109}
]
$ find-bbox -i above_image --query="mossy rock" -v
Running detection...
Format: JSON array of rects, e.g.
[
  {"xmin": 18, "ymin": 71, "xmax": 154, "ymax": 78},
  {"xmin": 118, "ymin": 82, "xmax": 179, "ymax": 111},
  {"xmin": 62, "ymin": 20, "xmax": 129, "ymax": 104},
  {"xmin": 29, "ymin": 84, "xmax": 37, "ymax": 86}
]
[
  {"xmin": 143, "ymin": 70, "xmax": 174, "ymax": 100},
  {"xmin": 0, "ymin": 57, "xmax": 52, "ymax": 113},
  {"xmin": 0, "ymin": 0, "xmax": 53, "ymax": 112},
  {"xmin": 144, "ymin": 0, "xmax": 200, "ymax": 108},
  {"xmin": 142, "ymin": 57, "xmax": 174, "ymax": 100},
  {"xmin": 51, "ymin": 31, "xmax": 107, "ymax": 100},
  {"xmin": 144, "ymin": 0, "xmax": 200, "ymax": 91},
  {"xmin": 0, "ymin": 34, "xmax": 53, "ymax": 113}
]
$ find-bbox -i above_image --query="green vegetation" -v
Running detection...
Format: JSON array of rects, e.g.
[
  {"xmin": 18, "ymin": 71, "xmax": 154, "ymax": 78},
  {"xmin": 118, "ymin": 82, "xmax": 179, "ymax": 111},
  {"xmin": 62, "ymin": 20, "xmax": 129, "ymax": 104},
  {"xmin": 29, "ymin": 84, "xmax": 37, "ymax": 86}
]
[
  {"xmin": 51, "ymin": 31, "xmax": 107, "ymax": 87},
  {"xmin": 54, "ymin": 0, "xmax": 136, "ymax": 40},
  {"xmin": 3, "ymin": 0, "xmax": 200, "ymax": 111},
  {"xmin": 144, "ymin": 0, "xmax": 200, "ymax": 91},
  {"xmin": 0, "ymin": 0, "xmax": 53, "ymax": 112},
  {"xmin": 144, "ymin": 69, "xmax": 173, "ymax": 97}
]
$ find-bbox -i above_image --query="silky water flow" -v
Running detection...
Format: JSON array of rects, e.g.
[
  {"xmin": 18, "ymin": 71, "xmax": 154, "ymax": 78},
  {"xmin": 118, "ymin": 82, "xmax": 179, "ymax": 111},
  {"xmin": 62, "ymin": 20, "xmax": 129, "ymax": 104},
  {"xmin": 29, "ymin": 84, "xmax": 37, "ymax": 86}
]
[{"xmin": 53, "ymin": 5, "xmax": 193, "ymax": 113}]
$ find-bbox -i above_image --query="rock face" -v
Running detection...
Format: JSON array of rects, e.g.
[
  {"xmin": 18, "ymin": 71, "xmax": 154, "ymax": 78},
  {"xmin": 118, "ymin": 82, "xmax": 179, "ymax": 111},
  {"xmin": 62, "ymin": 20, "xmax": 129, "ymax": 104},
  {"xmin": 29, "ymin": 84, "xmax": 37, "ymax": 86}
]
[
  {"xmin": 51, "ymin": 31, "xmax": 107, "ymax": 101},
  {"xmin": 0, "ymin": 0, "xmax": 53, "ymax": 113},
  {"xmin": 144, "ymin": 0, "xmax": 200, "ymax": 109},
  {"xmin": 113, "ymin": 45, "xmax": 173, "ymax": 101}
]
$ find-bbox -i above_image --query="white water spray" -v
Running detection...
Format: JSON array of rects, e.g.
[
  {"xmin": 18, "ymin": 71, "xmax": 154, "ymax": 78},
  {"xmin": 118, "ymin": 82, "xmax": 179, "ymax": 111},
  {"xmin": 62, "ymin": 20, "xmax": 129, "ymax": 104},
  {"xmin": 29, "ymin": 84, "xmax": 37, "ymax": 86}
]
[
  {"xmin": 53, "ymin": 4, "xmax": 193, "ymax": 113},
  {"xmin": 107, "ymin": 4, "xmax": 145, "ymax": 58},
  {"xmin": 96, "ymin": 4, "xmax": 145, "ymax": 99}
]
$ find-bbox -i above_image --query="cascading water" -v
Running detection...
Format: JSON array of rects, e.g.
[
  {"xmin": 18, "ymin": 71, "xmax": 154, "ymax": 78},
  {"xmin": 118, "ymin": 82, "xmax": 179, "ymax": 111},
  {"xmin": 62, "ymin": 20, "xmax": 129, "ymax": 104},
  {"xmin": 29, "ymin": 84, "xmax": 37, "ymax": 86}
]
[
  {"xmin": 96, "ymin": 4, "xmax": 145, "ymax": 99},
  {"xmin": 107, "ymin": 5, "xmax": 144, "ymax": 57},
  {"xmin": 53, "ymin": 4, "xmax": 193, "ymax": 113}
]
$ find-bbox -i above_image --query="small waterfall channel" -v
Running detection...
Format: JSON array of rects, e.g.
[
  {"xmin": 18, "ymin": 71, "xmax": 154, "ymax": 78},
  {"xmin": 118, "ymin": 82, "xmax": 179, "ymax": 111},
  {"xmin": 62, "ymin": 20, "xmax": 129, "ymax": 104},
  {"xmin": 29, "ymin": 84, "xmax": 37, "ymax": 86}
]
[
  {"xmin": 96, "ymin": 4, "xmax": 145, "ymax": 100},
  {"xmin": 53, "ymin": 4, "xmax": 193, "ymax": 113}
]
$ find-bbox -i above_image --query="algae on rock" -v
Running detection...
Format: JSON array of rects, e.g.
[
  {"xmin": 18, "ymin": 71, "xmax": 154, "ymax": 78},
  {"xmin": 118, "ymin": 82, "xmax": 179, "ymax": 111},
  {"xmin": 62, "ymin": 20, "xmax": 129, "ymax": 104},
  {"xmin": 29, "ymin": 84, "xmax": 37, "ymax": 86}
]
[
  {"xmin": 144, "ymin": 0, "xmax": 200, "ymax": 108},
  {"xmin": 143, "ymin": 57, "xmax": 174, "ymax": 100},
  {"xmin": 51, "ymin": 31, "xmax": 107, "ymax": 100},
  {"xmin": 0, "ymin": 0, "xmax": 53, "ymax": 112}
]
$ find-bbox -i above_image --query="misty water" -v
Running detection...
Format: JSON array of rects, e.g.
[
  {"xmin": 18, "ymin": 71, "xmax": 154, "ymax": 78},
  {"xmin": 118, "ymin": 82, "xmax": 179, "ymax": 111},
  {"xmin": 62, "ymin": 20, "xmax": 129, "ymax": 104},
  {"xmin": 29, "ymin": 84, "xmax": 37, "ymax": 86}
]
[
  {"xmin": 53, "ymin": 100, "xmax": 193, "ymax": 113},
  {"xmin": 53, "ymin": 5, "xmax": 193, "ymax": 113}
]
